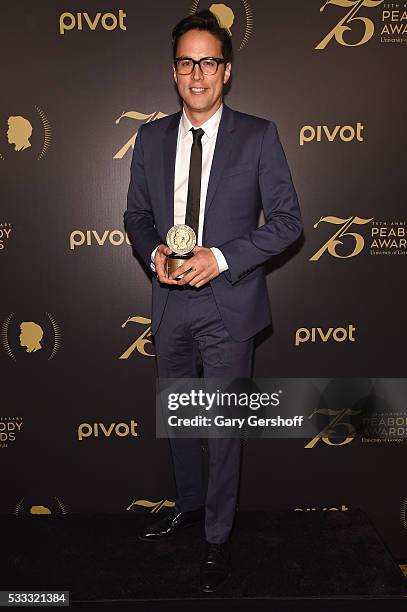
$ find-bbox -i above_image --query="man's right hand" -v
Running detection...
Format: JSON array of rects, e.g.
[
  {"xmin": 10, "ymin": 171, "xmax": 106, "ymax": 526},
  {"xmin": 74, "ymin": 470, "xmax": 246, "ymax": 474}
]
[{"xmin": 155, "ymin": 244, "xmax": 179, "ymax": 285}]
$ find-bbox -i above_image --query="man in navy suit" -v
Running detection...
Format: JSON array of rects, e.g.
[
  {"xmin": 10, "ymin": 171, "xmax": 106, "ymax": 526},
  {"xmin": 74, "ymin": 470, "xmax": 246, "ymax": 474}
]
[{"xmin": 124, "ymin": 9, "xmax": 303, "ymax": 593}]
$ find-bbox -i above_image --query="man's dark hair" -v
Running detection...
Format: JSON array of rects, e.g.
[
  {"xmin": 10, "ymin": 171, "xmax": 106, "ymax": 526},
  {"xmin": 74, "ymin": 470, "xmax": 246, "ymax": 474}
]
[{"xmin": 172, "ymin": 9, "xmax": 233, "ymax": 64}]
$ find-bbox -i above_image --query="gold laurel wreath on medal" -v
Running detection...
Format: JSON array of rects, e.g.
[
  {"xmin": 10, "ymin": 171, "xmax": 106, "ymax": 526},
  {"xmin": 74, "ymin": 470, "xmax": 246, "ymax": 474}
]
[{"xmin": 166, "ymin": 224, "xmax": 196, "ymax": 255}]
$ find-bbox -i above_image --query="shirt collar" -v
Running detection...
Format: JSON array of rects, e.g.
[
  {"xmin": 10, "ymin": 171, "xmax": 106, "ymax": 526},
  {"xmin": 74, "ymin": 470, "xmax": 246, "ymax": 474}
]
[{"xmin": 180, "ymin": 103, "xmax": 223, "ymax": 140}]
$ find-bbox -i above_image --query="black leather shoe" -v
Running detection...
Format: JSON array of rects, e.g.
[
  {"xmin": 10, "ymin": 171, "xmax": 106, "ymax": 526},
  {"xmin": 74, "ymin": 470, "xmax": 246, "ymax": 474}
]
[
  {"xmin": 200, "ymin": 540, "xmax": 232, "ymax": 593},
  {"xmin": 138, "ymin": 507, "xmax": 205, "ymax": 542}
]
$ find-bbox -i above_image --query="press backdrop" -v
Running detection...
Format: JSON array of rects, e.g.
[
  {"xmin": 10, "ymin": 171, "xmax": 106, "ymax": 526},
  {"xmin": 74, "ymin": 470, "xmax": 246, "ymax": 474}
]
[{"xmin": 1, "ymin": 0, "xmax": 406, "ymax": 560}]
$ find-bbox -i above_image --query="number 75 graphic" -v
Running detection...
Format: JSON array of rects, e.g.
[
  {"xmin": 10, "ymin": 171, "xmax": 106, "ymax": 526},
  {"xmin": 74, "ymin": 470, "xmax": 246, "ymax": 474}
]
[
  {"xmin": 315, "ymin": 0, "xmax": 384, "ymax": 50},
  {"xmin": 119, "ymin": 316, "xmax": 155, "ymax": 358},
  {"xmin": 310, "ymin": 215, "xmax": 373, "ymax": 261}
]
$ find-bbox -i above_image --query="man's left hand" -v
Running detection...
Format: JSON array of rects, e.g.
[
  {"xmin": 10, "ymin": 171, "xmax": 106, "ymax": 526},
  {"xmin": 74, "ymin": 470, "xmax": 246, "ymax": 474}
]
[{"xmin": 170, "ymin": 246, "xmax": 220, "ymax": 287}]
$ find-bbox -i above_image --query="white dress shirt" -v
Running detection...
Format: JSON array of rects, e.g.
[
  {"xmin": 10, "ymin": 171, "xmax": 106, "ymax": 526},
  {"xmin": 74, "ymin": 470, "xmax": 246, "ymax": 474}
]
[{"xmin": 150, "ymin": 103, "xmax": 228, "ymax": 273}]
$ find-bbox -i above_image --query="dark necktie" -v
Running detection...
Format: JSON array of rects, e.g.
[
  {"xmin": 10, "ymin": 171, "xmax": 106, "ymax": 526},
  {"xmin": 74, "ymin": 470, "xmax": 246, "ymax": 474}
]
[{"xmin": 185, "ymin": 127, "xmax": 205, "ymax": 238}]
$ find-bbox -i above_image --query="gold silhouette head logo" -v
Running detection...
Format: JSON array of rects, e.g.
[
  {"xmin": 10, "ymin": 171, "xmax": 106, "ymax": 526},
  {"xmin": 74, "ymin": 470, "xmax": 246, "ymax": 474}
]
[
  {"xmin": 19, "ymin": 321, "xmax": 44, "ymax": 353},
  {"xmin": 7, "ymin": 116, "xmax": 33, "ymax": 151},
  {"xmin": 209, "ymin": 3, "xmax": 234, "ymax": 35},
  {"xmin": 174, "ymin": 227, "xmax": 191, "ymax": 250},
  {"xmin": 191, "ymin": 0, "xmax": 253, "ymax": 50},
  {"xmin": 30, "ymin": 505, "xmax": 51, "ymax": 514}
]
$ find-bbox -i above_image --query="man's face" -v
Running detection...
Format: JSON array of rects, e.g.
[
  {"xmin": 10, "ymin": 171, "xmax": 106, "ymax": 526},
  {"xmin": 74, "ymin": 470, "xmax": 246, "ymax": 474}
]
[{"xmin": 173, "ymin": 29, "xmax": 231, "ymax": 116}]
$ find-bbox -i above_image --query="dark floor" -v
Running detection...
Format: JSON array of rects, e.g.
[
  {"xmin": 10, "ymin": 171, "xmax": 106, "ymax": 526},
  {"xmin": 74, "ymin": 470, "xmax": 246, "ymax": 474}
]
[
  {"xmin": 72, "ymin": 600, "xmax": 407, "ymax": 612},
  {"xmin": 1, "ymin": 508, "xmax": 406, "ymax": 610}
]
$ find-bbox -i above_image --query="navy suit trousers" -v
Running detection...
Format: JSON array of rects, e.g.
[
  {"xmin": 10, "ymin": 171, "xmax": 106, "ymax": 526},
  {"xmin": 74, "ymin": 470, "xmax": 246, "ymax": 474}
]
[{"xmin": 153, "ymin": 283, "xmax": 254, "ymax": 543}]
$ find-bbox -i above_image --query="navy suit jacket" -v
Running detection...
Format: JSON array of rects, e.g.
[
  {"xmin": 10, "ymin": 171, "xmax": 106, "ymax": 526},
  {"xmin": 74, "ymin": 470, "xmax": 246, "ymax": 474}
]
[{"xmin": 124, "ymin": 103, "xmax": 303, "ymax": 342}]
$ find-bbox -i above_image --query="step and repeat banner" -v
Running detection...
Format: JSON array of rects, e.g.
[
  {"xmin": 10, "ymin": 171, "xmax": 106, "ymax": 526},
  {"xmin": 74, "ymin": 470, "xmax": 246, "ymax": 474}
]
[{"xmin": 1, "ymin": 1, "xmax": 406, "ymax": 560}]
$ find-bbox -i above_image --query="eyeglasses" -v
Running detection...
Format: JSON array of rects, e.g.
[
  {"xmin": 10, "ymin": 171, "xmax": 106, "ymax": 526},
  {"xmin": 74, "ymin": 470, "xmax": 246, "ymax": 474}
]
[{"xmin": 174, "ymin": 57, "xmax": 227, "ymax": 76}]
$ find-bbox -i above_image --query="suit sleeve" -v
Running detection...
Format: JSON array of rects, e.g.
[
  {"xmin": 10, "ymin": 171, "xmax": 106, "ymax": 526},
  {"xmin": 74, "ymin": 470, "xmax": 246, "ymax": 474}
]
[
  {"xmin": 124, "ymin": 124, "xmax": 163, "ymax": 271},
  {"xmin": 218, "ymin": 121, "xmax": 303, "ymax": 285}
]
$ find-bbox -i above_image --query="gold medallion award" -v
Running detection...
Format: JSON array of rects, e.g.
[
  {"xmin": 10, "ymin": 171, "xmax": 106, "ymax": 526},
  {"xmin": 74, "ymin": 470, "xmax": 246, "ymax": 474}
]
[{"xmin": 166, "ymin": 224, "xmax": 196, "ymax": 279}]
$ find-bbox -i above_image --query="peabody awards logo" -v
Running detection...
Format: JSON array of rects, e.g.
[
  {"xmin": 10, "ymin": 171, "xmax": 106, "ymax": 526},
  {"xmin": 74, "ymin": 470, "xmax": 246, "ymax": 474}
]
[
  {"xmin": 370, "ymin": 220, "xmax": 406, "ymax": 254},
  {"xmin": 315, "ymin": 0, "xmax": 406, "ymax": 47},
  {"xmin": 381, "ymin": 4, "xmax": 407, "ymax": 43},
  {"xmin": 13, "ymin": 497, "xmax": 68, "ymax": 515},
  {"xmin": 0, "ymin": 223, "xmax": 12, "ymax": 251},
  {"xmin": 119, "ymin": 316, "xmax": 155, "ymax": 359},
  {"xmin": 310, "ymin": 216, "xmax": 406, "ymax": 261},
  {"xmin": 306, "ymin": 406, "xmax": 358, "ymax": 448},
  {"xmin": 114, "ymin": 111, "xmax": 168, "ymax": 160},
  {"xmin": 310, "ymin": 215, "xmax": 373, "ymax": 261},
  {"xmin": 304, "ymin": 379, "xmax": 376, "ymax": 449},
  {"xmin": 59, "ymin": 9, "xmax": 126, "ymax": 35},
  {"xmin": 361, "ymin": 411, "xmax": 407, "ymax": 443},
  {"xmin": 191, "ymin": 1, "xmax": 253, "ymax": 50},
  {"xmin": 126, "ymin": 498, "xmax": 175, "ymax": 513},
  {"xmin": 0, "ymin": 416, "xmax": 23, "ymax": 449},
  {"xmin": 0, "ymin": 106, "xmax": 51, "ymax": 161},
  {"xmin": 315, "ymin": 0, "xmax": 385, "ymax": 49},
  {"xmin": 1, "ymin": 312, "xmax": 61, "ymax": 362}
]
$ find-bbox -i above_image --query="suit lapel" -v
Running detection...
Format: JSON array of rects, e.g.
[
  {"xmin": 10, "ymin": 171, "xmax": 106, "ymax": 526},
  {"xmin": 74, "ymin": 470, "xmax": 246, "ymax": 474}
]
[
  {"xmin": 163, "ymin": 110, "xmax": 182, "ymax": 232},
  {"xmin": 204, "ymin": 103, "xmax": 235, "ymax": 217}
]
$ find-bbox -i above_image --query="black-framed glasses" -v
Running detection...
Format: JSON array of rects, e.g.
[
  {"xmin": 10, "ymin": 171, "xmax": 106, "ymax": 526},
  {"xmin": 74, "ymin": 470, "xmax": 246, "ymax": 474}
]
[{"xmin": 174, "ymin": 57, "xmax": 227, "ymax": 76}]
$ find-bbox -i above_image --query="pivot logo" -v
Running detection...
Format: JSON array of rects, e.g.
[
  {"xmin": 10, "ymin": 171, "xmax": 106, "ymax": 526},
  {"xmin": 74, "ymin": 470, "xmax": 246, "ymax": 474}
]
[
  {"xmin": 78, "ymin": 420, "xmax": 138, "ymax": 440},
  {"xmin": 69, "ymin": 229, "xmax": 130, "ymax": 250},
  {"xmin": 295, "ymin": 325, "xmax": 356, "ymax": 346},
  {"xmin": 59, "ymin": 10, "xmax": 127, "ymax": 35},
  {"xmin": 315, "ymin": 0, "xmax": 384, "ymax": 49},
  {"xmin": 294, "ymin": 504, "xmax": 349, "ymax": 512},
  {"xmin": 300, "ymin": 123, "xmax": 364, "ymax": 146}
]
